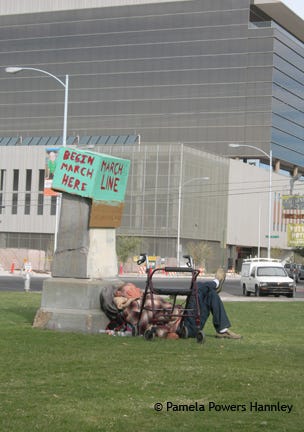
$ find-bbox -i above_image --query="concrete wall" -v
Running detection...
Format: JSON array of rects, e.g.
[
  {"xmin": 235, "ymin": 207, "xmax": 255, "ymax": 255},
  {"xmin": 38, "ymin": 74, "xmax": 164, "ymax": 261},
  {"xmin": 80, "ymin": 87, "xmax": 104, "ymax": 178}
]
[
  {"xmin": 227, "ymin": 158, "xmax": 304, "ymax": 251},
  {"xmin": 0, "ymin": 0, "xmax": 186, "ymax": 16},
  {"xmin": 0, "ymin": 146, "xmax": 55, "ymax": 234}
]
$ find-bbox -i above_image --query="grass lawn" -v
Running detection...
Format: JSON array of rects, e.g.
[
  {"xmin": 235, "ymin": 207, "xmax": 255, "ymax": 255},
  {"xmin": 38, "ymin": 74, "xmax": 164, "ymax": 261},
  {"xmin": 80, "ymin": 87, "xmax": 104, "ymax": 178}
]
[{"xmin": 0, "ymin": 292, "xmax": 303, "ymax": 432}]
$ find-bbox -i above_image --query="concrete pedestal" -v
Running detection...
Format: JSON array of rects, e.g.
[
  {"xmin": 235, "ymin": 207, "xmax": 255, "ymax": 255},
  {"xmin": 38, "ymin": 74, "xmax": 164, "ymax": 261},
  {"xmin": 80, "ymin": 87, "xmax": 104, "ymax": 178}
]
[
  {"xmin": 33, "ymin": 193, "xmax": 121, "ymax": 333},
  {"xmin": 52, "ymin": 194, "xmax": 118, "ymax": 279},
  {"xmin": 33, "ymin": 277, "xmax": 122, "ymax": 333}
]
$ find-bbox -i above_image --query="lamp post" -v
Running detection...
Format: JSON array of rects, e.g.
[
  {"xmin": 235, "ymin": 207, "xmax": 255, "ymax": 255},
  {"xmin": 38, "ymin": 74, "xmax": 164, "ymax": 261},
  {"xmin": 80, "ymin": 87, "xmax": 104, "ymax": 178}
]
[
  {"xmin": 229, "ymin": 143, "xmax": 272, "ymax": 258},
  {"xmin": 177, "ymin": 176, "xmax": 209, "ymax": 265},
  {"xmin": 5, "ymin": 66, "xmax": 69, "ymax": 253},
  {"xmin": 5, "ymin": 66, "xmax": 69, "ymax": 146}
]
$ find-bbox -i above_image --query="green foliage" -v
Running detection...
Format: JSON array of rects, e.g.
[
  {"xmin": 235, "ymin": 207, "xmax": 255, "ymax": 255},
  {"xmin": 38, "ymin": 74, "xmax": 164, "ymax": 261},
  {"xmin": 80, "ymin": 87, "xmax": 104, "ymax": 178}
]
[
  {"xmin": 116, "ymin": 235, "xmax": 141, "ymax": 264},
  {"xmin": 0, "ymin": 292, "xmax": 303, "ymax": 432},
  {"xmin": 270, "ymin": 247, "xmax": 283, "ymax": 259},
  {"xmin": 186, "ymin": 241, "xmax": 213, "ymax": 270}
]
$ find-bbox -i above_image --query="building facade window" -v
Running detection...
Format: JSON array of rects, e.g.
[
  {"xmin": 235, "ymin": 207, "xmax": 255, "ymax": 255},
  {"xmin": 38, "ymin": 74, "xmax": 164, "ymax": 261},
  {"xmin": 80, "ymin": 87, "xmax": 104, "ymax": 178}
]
[
  {"xmin": 37, "ymin": 169, "xmax": 44, "ymax": 215},
  {"xmin": 25, "ymin": 194, "xmax": 31, "ymax": 215},
  {"xmin": 12, "ymin": 193, "xmax": 18, "ymax": 215},
  {"xmin": 13, "ymin": 169, "xmax": 19, "ymax": 191},
  {"xmin": 12, "ymin": 169, "xmax": 19, "ymax": 214},
  {"xmin": 26, "ymin": 169, "xmax": 32, "ymax": 190},
  {"xmin": 25, "ymin": 169, "xmax": 32, "ymax": 215},
  {"xmin": 0, "ymin": 169, "xmax": 5, "ymax": 214},
  {"xmin": 50, "ymin": 195, "xmax": 57, "ymax": 216}
]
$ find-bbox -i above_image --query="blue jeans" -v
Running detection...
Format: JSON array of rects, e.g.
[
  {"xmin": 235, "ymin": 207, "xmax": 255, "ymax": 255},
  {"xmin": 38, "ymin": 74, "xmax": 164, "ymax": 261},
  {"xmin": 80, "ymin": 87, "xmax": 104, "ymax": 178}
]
[{"xmin": 183, "ymin": 280, "xmax": 231, "ymax": 337}]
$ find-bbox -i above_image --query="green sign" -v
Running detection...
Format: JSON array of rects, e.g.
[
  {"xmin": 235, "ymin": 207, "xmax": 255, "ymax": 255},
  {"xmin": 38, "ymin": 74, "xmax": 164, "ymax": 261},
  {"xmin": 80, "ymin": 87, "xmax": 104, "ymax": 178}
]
[{"xmin": 52, "ymin": 147, "xmax": 130, "ymax": 203}]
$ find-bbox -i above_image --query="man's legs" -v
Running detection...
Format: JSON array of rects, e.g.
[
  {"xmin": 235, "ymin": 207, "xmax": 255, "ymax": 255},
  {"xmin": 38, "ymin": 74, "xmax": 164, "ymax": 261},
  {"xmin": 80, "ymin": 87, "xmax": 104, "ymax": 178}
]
[{"xmin": 183, "ymin": 280, "xmax": 231, "ymax": 337}]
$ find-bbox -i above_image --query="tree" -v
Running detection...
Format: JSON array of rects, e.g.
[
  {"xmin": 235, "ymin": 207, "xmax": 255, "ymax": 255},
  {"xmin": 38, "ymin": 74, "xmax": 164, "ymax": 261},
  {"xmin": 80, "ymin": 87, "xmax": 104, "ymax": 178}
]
[
  {"xmin": 116, "ymin": 236, "xmax": 141, "ymax": 265},
  {"xmin": 185, "ymin": 241, "xmax": 213, "ymax": 271},
  {"xmin": 292, "ymin": 248, "xmax": 304, "ymax": 259},
  {"xmin": 270, "ymin": 247, "xmax": 283, "ymax": 260}
]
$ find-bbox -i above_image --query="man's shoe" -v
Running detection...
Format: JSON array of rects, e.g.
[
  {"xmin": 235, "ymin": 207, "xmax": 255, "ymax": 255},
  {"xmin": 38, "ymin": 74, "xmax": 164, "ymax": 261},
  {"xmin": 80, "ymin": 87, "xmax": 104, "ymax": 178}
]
[
  {"xmin": 176, "ymin": 325, "xmax": 188, "ymax": 339},
  {"xmin": 216, "ymin": 329, "xmax": 242, "ymax": 339},
  {"xmin": 215, "ymin": 267, "xmax": 226, "ymax": 293}
]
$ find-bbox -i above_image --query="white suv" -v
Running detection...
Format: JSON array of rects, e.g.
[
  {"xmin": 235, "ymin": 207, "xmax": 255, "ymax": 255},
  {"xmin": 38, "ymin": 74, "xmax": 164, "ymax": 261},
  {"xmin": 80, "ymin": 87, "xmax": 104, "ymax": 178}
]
[{"xmin": 240, "ymin": 258, "xmax": 295, "ymax": 298}]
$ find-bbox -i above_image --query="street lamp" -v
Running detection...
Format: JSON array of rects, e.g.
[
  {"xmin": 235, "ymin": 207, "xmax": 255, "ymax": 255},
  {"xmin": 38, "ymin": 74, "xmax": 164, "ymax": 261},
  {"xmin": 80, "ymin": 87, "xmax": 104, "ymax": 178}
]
[
  {"xmin": 5, "ymin": 66, "xmax": 69, "ymax": 253},
  {"xmin": 229, "ymin": 143, "xmax": 272, "ymax": 258},
  {"xmin": 5, "ymin": 66, "xmax": 69, "ymax": 146},
  {"xmin": 177, "ymin": 176, "xmax": 209, "ymax": 265}
]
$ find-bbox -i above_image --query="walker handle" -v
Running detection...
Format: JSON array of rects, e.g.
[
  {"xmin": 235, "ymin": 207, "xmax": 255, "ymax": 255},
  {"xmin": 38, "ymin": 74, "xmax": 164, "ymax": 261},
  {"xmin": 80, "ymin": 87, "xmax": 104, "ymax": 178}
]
[{"xmin": 164, "ymin": 267, "xmax": 194, "ymax": 273}]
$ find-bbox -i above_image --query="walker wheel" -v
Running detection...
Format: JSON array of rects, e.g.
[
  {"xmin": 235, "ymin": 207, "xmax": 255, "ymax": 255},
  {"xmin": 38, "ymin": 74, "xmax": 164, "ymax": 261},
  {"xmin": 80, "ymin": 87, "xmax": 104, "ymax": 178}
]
[
  {"xmin": 196, "ymin": 330, "xmax": 206, "ymax": 344},
  {"xmin": 144, "ymin": 328, "xmax": 156, "ymax": 341}
]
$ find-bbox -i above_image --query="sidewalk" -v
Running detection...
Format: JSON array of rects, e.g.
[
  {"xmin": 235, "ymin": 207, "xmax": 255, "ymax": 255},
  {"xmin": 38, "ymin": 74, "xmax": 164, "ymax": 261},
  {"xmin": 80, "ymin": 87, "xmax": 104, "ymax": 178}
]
[
  {"xmin": 0, "ymin": 269, "xmax": 51, "ymax": 277},
  {"xmin": 219, "ymin": 292, "xmax": 304, "ymax": 302}
]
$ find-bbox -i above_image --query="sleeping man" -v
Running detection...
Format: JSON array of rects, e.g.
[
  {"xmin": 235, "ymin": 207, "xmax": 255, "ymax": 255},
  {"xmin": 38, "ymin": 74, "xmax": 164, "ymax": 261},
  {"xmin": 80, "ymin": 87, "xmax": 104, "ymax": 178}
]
[{"xmin": 105, "ymin": 268, "xmax": 241, "ymax": 340}]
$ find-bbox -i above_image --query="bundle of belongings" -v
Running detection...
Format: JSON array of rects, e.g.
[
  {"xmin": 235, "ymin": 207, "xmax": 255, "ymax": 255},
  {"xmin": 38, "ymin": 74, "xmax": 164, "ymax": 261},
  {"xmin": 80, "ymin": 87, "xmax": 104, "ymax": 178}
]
[{"xmin": 100, "ymin": 282, "xmax": 183, "ymax": 339}]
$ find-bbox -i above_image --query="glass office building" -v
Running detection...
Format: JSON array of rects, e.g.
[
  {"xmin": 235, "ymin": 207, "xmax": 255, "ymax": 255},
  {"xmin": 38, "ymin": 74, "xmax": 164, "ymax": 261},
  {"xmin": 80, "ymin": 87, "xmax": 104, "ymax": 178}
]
[
  {"xmin": 0, "ymin": 0, "xmax": 303, "ymax": 164},
  {"xmin": 0, "ymin": 0, "xmax": 303, "ymax": 267}
]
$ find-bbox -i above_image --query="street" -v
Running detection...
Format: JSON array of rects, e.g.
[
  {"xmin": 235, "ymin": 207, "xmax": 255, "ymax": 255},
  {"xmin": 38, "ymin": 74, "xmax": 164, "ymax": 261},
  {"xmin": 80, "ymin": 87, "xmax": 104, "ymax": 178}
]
[
  {"xmin": 1, "ymin": 273, "xmax": 304, "ymax": 299},
  {"xmin": 0, "ymin": 274, "xmax": 46, "ymax": 292},
  {"xmin": 120, "ymin": 275, "xmax": 304, "ymax": 299},
  {"xmin": 120, "ymin": 275, "xmax": 243, "ymax": 295},
  {"xmin": 0, "ymin": 274, "xmax": 243, "ymax": 295}
]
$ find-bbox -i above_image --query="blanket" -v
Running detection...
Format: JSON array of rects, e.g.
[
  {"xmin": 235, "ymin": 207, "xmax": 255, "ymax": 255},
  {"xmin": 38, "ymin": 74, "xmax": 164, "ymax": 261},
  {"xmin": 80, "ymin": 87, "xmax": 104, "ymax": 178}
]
[
  {"xmin": 123, "ymin": 295, "xmax": 182, "ymax": 337},
  {"xmin": 100, "ymin": 282, "xmax": 183, "ymax": 338}
]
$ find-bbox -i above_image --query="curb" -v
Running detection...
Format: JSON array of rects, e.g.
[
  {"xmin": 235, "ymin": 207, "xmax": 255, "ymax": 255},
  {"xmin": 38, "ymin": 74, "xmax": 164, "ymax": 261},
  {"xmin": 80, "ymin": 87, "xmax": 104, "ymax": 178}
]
[{"xmin": 219, "ymin": 293, "xmax": 304, "ymax": 302}]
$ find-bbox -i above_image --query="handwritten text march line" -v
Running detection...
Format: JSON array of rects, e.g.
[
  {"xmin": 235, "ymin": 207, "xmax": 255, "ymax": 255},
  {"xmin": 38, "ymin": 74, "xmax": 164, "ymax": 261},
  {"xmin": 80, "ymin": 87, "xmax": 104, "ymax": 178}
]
[{"xmin": 60, "ymin": 150, "xmax": 125, "ymax": 192}]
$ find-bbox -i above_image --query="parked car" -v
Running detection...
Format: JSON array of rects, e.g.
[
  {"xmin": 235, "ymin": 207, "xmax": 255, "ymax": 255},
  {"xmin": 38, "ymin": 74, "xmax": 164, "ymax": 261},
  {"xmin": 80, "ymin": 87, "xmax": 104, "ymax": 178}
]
[
  {"xmin": 241, "ymin": 258, "xmax": 296, "ymax": 297},
  {"xmin": 284, "ymin": 263, "xmax": 299, "ymax": 283},
  {"xmin": 297, "ymin": 265, "xmax": 304, "ymax": 281}
]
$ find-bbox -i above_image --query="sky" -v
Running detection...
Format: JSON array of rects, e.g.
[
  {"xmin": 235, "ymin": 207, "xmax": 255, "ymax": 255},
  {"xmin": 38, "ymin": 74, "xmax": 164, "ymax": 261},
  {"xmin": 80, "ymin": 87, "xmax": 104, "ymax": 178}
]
[{"xmin": 281, "ymin": 0, "xmax": 304, "ymax": 19}]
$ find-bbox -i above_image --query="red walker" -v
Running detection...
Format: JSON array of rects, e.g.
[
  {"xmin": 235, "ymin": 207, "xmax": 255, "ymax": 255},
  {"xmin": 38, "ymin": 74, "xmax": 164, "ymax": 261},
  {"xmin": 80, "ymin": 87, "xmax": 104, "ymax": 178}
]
[{"xmin": 136, "ymin": 254, "xmax": 205, "ymax": 343}]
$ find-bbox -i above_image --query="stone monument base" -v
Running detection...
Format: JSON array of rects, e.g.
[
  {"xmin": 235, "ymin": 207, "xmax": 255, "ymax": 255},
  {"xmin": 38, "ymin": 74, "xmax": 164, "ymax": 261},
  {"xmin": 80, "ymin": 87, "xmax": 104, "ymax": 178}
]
[{"xmin": 33, "ymin": 277, "xmax": 121, "ymax": 333}]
